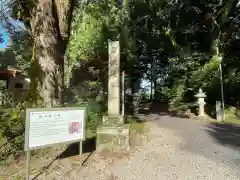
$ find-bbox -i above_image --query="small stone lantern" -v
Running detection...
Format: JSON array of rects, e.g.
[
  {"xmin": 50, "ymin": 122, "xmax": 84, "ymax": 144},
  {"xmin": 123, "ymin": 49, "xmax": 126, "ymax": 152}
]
[{"xmin": 195, "ymin": 89, "xmax": 206, "ymax": 117}]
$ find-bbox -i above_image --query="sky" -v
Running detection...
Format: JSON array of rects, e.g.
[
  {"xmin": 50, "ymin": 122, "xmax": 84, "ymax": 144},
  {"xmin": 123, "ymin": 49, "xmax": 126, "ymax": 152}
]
[
  {"xmin": 0, "ymin": 0, "xmax": 10, "ymax": 50},
  {"xmin": 0, "ymin": 24, "xmax": 9, "ymax": 49},
  {"xmin": 0, "ymin": 0, "xmax": 9, "ymax": 50},
  {"xmin": 0, "ymin": 0, "xmax": 25, "ymax": 50}
]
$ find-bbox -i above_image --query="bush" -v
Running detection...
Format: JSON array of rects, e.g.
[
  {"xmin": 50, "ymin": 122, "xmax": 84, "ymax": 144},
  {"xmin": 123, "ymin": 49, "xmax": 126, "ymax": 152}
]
[
  {"xmin": 0, "ymin": 103, "xmax": 25, "ymax": 162},
  {"xmin": 84, "ymin": 100, "xmax": 102, "ymax": 138},
  {"xmin": 0, "ymin": 100, "xmax": 102, "ymax": 163}
]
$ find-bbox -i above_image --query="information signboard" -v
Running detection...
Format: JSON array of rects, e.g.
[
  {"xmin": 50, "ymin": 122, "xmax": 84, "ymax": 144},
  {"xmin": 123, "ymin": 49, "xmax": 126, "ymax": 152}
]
[
  {"xmin": 24, "ymin": 107, "xmax": 86, "ymax": 180},
  {"xmin": 24, "ymin": 107, "xmax": 86, "ymax": 150}
]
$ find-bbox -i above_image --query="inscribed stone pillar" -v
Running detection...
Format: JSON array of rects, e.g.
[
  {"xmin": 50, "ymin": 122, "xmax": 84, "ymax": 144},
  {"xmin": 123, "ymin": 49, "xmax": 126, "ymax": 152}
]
[
  {"xmin": 216, "ymin": 101, "xmax": 223, "ymax": 122},
  {"xmin": 108, "ymin": 40, "xmax": 120, "ymax": 116},
  {"xmin": 96, "ymin": 40, "xmax": 130, "ymax": 152}
]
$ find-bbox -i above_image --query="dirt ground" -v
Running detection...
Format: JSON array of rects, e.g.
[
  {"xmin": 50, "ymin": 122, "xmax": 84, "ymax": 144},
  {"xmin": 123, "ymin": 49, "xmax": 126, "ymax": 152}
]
[
  {"xmin": 0, "ymin": 124, "xmax": 146, "ymax": 180},
  {"xmin": 1, "ymin": 114, "xmax": 240, "ymax": 180}
]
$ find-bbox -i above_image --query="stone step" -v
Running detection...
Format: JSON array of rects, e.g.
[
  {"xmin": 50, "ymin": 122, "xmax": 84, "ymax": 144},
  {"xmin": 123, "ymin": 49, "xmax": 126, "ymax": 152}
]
[
  {"xmin": 102, "ymin": 115, "xmax": 124, "ymax": 125},
  {"xmin": 96, "ymin": 124, "xmax": 130, "ymax": 152}
]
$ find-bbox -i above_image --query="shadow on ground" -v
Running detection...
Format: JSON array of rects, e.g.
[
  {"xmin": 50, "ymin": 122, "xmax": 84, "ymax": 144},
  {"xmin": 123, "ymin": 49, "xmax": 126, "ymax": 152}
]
[
  {"xmin": 205, "ymin": 123, "xmax": 240, "ymax": 149},
  {"xmin": 32, "ymin": 137, "xmax": 96, "ymax": 180},
  {"xmin": 58, "ymin": 137, "xmax": 96, "ymax": 159}
]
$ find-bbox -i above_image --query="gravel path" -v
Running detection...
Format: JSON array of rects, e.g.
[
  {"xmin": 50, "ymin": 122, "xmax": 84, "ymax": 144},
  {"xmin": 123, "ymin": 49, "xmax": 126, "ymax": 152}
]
[
  {"xmin": 9, "ymin": 115, "xmax": 240, "ymax": 180},
  {"xmin": 110, "ymin": 115, "xmax": 240, "ymax": 180}
]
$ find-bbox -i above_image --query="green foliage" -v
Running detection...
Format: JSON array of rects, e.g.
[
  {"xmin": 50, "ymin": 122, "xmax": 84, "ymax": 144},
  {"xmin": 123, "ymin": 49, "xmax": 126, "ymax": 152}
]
[
  {"xmin": 0, "ymin": 103, "xmax": 25, "ymax": 162},
  {"xmin": 68, "ymin": 7, "xmax": 105, "ymax": 62},
  {"xmin": 0, "ymin": 99, "xmax": 102, "ymax": 162},
  {"xmin": 85, "ymin": 101, "xmax": 102, "ymax": 138},
  {"xmin": 224, "ymin": 107, "xmax": 240, "ymax": 125},
  {"xmin": 126, "ymin": 116, "xmax": 145, "ymax": 134},
  {"xmin": 0, "ymin": 32, "xmax": 32, "ymax": 73},
  {"xmin": 3, "ymin": 0, "xmax": 240, "ymax": 163},
  {"xmin": 206, "ymin": 106, "xmax": 240, "ymax": 125},
  {"xmin": 169, "ymin": 83, "xmax": 187, "ymax": 111},
  {"xmin": 66, "ymin": 0, "xmax": 133, "ymax": 111},
  {"xmin": 68, "ymin": 0, "xmax": 128, "ymax": 64},
  {"xmin": 163, "ymin": 53, "xmax": 221, "ymax": 112},
  {"xmin": 12, "ymin": 0, "xmax": 35, "ymax": 26}
]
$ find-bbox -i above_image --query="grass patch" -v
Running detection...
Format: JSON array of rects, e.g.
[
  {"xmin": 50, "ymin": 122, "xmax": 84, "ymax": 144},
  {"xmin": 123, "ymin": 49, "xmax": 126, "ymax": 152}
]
[
  {"xmin": 223, "ymin": 107, "xmax": 240, "ymax": 125},
  {"xmin": 126, "ymin": 116, "xmax": 145, "ymax": 134},
  {"xmin": 130, "ymin": 121, "xmax": 145, "ymax": 134},
  {"xmin": 206, "ymin": 106, "xmax": 240, "ymax": 125}
]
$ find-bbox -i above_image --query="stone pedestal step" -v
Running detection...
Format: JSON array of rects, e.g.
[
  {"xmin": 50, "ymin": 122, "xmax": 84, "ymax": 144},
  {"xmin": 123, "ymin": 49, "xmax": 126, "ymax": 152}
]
[
  {"xmin": 96, "ymin": 124, "xmax": 130, "ymax": 152},
  {"xmin": 102, "ymin": 115, "xmax": 124, "ymax": 125}
]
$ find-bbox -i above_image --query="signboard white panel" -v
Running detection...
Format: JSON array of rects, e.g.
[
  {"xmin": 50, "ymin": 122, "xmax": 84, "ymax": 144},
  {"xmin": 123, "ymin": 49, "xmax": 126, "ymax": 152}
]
[{"xmin": 24, "ymin": 107, "xmax": 86, "ymax": 151}]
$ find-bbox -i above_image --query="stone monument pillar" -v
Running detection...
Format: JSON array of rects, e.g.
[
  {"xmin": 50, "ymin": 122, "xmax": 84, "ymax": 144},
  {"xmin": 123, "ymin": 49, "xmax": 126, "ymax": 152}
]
[
  {"xmin": 195, "ymin": 89, "xmax": 206, "ymax": 117},
  {"xmin": 216, "ymin": 101, "xmax": 223, "ymax": 122},
  {"xmin": 108, "ymin": 40, "xmax": 120, "ymax": 116},
  {"xmin": 121, "ymin": 71, "xmax": 125, "ymax": 117},
  {"xmin": 96, "ymin": 40, "xmax": 130, "ymax": 152},
  {"xmin": 133, "ymin": 91, "xmax": 140, "ymax": 117}
]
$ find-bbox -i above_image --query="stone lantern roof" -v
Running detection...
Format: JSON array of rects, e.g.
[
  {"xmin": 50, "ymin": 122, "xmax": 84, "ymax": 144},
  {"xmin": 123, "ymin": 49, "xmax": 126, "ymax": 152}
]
[{"xmin": 195, "ymin": 88, "xmax": 206, "ymax": 98}]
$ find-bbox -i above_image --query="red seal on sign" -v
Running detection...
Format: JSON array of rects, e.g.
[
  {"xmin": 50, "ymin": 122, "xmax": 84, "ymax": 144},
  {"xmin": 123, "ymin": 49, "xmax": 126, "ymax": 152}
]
[{"xmin": 69, "ymin": 122, "xmax": 81, "ymax": 134}]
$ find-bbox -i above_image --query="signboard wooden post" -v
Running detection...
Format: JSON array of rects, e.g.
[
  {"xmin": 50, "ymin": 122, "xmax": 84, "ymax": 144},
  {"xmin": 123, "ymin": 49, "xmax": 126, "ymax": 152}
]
[{"xmin": 24, "ymin": 107, "xmax": 86, "ymax": 180}]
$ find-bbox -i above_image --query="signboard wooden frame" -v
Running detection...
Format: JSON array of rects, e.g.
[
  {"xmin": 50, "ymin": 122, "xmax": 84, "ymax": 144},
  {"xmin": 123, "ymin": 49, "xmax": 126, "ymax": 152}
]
[{"xmin": 24, "ymin": 107, "xmax": 87, "ymax": 180}]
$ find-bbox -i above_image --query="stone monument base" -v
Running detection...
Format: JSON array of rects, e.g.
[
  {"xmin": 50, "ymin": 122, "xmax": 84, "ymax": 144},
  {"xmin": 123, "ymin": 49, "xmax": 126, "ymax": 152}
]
[
  {"xmin": 102, "ymin": 115, "xmax": 124, "ymax": 125},
  {"xmin": 96, "ymin": 123, "xmax": 130, "ymax": 152}
]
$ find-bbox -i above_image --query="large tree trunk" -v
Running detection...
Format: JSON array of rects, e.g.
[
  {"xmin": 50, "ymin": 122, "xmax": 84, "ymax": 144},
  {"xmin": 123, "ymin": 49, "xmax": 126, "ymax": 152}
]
[
  {"xmin": 30, "ymin": 0, "xmax": 71, "ymax": 107},
  {"xmin": 153, "ymin": 79, "xmax": 157, "ymax": 101}
]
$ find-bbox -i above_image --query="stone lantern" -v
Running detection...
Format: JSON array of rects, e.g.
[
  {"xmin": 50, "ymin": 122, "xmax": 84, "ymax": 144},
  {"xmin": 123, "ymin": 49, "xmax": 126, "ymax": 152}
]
[{"xmin": 195, "ymin": 89, "xmax": 206, "ymax": 117}]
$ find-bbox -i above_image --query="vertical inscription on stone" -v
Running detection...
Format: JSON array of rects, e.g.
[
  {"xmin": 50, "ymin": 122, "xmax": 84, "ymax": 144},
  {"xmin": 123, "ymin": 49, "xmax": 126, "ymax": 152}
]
[{"xmin": 108, "ymin": 40, "xmax": 120, "ymax": 115}]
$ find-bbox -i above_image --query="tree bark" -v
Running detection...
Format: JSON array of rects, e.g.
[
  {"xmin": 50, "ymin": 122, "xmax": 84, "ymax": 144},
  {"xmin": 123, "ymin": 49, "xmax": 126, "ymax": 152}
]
[
  {"xmin": 30, "ymin": 0, "xmax": 63, "ymax": 107},
  {"xmin": 30, "ymin": 0, "xmax": 72, "ymax": 107},
  {"xmin": 154, "ymin": 79, "xmax": 157, "ymax": 101}
]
